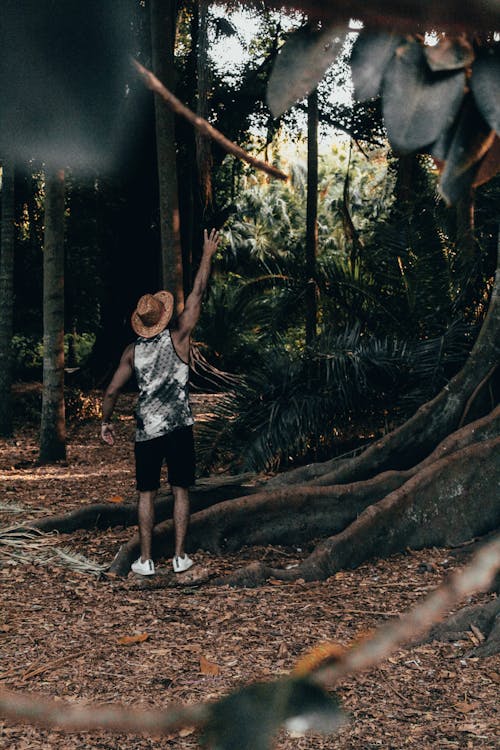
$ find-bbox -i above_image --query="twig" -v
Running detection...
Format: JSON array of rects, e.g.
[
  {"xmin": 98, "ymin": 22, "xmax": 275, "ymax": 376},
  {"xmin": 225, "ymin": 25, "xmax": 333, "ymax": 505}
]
[
  {"xmin": 21, "ymin": 654, "xmax": 81, "ymax": 682},
  {"xmin": 0, "ymin": 689, "xmax": 210, "ymax": 734},
  {"xmin": 132, "ymin": 59, "xmax": 288, "ymax": 183}
]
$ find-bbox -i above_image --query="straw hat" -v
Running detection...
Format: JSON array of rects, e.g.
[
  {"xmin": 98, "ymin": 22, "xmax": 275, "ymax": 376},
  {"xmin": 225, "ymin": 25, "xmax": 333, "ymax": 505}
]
[{"xmin": 131, "ymin": 291, "xmax": 174, "ymax": 338}]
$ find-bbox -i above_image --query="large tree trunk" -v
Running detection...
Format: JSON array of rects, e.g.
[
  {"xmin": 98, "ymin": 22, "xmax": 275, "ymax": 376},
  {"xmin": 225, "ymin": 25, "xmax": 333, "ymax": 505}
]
[
  {"xmin": 0, "ymin": 159, "xmax": 15, "ymax": 437},
  {"xmin": 150, "ymin": 0, "xmax": 184, "ymax": 310},
  {"xmin": 39, "ymin": 168, "xmax": 66, "ymax": 463}
]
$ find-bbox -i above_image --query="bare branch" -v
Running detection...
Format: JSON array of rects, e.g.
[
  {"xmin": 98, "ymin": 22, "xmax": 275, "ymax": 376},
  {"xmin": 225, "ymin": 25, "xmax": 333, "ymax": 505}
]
[
  {"xmin": 132, "ymin": 60, "xmax": 288, "ymax": 183},
  {"xmin": 0, "ymin": 689, "xmax": 210, "ymax": 735},
  {"xmin": 311, "ymin": 533, "xmax": 500, "ymax": 686}
]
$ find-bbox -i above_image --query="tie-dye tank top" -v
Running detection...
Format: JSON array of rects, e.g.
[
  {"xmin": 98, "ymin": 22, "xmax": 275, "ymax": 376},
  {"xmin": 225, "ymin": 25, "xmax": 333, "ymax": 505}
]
[{"xmin": 134, "ymin": 329, "xmax": 194, "ymax": 442}]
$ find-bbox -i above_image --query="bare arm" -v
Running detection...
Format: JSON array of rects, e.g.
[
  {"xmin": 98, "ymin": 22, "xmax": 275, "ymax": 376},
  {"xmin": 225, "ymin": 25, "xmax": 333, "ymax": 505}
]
[
  {"xmin": 176, "ymin": 229, "xmax": 220, "ymax": 343},
  {"xmin": 101, "ymin": 344, "xmax": 134, "ymax": 445}
]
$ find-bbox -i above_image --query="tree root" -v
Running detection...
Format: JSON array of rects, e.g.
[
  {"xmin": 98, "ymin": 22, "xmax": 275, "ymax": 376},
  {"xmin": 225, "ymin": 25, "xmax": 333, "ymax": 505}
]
[
  {"xmin": 214, "ymin": 437, "xmax": 500, "ymax": 586},
  {"xmin": 109, "ymin": 409, "xmax": 499, "ymax": 577},
  {"xmin": 426, "ymin": 597, "xmax": 500, "ymax": 658},
  {"xmin": 30, "ymin": 473, "xmax": 257, "ymax": 534}
]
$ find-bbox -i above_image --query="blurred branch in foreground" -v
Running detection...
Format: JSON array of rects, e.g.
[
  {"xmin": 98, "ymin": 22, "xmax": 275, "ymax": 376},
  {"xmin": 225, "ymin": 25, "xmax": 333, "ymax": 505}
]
[{"xmin": 0, "ymin": 534, "xmax": 499, "ymax": 739}]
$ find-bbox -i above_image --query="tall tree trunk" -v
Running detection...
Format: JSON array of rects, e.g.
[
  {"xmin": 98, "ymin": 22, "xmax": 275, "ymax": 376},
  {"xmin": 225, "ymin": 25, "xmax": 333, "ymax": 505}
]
[
  {"xmin": 39, "ymin": 168, "xmax": 66, "ymax": 463},
  {"xmin": 150, "ymin": 0, "xmax": 184, "ymax": 312},
  {"xmin": 195, "ymin": 0, "xmax": 212, "ymax": 210},
  {"xmin": 0, "ymin": 159, "xmax": 15, "ymax": 437},
  {"xmin": 305, "ymin": 88, "xmax": 318, "ymax": 346}
]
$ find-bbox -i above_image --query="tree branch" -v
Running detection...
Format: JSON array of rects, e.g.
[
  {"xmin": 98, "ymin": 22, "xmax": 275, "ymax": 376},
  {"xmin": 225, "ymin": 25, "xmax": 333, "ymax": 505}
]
[
  {"xmin": 132, "ymin": 60, "xmax": 288, "ymax": 182},
  {"xmin": 311, "ymin": 533, "xmax": 500, "ymax": 687}
]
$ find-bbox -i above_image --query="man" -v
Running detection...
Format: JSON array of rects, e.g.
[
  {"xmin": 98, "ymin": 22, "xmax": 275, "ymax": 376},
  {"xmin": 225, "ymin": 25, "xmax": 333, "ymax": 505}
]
[{"xmin": 101, "ymin": 228, "xmax": 220, "ymax": 576}]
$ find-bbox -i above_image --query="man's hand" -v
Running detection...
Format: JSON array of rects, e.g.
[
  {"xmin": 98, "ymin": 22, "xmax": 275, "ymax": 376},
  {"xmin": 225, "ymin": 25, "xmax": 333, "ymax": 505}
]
[
  {"xmin": 203, "ymin": 228, "xmax": 220, "ymax": 258},
  {"xmin": 101, "ymin": 423, "xmax": 116, "ymax": 446}
]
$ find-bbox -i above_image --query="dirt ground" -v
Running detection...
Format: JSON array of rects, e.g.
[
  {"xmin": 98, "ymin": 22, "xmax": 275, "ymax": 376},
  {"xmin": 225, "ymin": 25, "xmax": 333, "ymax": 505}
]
[{"xmin": 1, "ymin": 391, "xmax": 499, "ymax": 749}]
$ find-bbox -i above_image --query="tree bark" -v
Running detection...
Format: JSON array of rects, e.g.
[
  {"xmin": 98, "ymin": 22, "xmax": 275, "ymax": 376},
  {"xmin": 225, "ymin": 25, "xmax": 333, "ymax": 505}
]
[
  {"xmin": 39, "ymin": 168, "xmax": 66, "ymax": 463},
  {"xmin": 0, "ymin": 159, "xmax": 15, "ymax": 437},
  {"xmin": 305, "ymin": 87, "xmax": 318, "ymax": 346},
  {"xmin": 150, "ymin": 0, "xmax": 184, "ymax": 310},
  {"xmin": 217, "ymin": 435, "xmax": 500, "ymax": 587}
]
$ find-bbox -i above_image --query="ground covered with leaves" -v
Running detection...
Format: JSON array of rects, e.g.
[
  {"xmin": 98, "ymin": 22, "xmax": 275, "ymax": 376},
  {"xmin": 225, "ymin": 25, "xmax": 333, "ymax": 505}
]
[{"xmin": 1, "ymin": 390, "xmax": 499, "ymax": 749}]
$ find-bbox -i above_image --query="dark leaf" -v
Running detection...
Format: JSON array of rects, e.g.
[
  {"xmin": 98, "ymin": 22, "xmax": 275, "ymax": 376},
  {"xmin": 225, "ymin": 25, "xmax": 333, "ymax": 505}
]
[
  {"xmin": 350, "ymin": 30, "xmax": 404, "ymax": 101},
  {"xmin": 267, "ymin": 24, "xmax": 346, "ymax": 118},
  {"xmin": 213, "ymin": 17, "xmax": 238, "ymax": 39},
  {"xmin": 470, "ymin": 43, "xmax": 500, "ymax": 134},
  {"xmin": 438, "ymin": 97, "xmax": 495, "ymax": 204},
  {"xmin": 424, "ymin": 36, "xmax": 475, "ymax": 72},
  {"xmin": 206, "ymin": 678, "xmax": 345, "ymax": 750},
  {"xmin": 382, "ymin": 39, "xmax": 466, "ymax": 154}
]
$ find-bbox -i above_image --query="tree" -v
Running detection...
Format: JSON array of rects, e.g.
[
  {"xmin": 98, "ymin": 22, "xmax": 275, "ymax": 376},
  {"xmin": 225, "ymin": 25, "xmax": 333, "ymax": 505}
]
[
  {"xmin": 105, "ymin": 10, "xmax": 500, "ymax": 647},
  {"xmin": 0, "ymin": 159, "xmax": 15, "ymax": 436},
  {"xmin": 150, "ymin": 0, "xmax": 184, "ymax": 309},
  {"xmin": 305, "ymin": 88, "xmax": 318, "ymax": 345},
  {"xmin": 39, "ymin": 168, "xmax": 66, "ymax": 463}
]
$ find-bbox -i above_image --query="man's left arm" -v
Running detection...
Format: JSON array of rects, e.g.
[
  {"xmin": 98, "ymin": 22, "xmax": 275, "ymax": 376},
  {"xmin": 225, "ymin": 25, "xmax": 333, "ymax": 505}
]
[{"xmin": 176, "ymin": 228, "xmax": 220, "ymax": 342}]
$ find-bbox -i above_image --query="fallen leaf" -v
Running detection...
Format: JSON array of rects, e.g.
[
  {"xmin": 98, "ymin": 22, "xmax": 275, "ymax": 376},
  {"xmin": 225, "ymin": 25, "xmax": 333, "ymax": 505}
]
[
  {"xmin": 108, "ymin": 495, "xmax": 124, "ymax": 504},
  {"xmin": 454, "ymin": 701, "xmax": 480, "ymax": 714},
  {"xmin": 117, "ymin": 633, "xmax": 149, "ymax": 645},
  {"xmin": 0, "ymin": 624, "xmax": 11, "ymax": 633},
  {"xmin": 469, "ymin": 624, "xmax": 485, "ymax": 642},
  {"xmin": 200, "ymin": 654, "xmax": 220, "ymax": 676},
  {"xmin": 485, "ymin": 671, "xmax": 500, "ymax": 684},
  {"xmin": 178, "ymin": 727, "xmax": 195, "ymax": 738}
]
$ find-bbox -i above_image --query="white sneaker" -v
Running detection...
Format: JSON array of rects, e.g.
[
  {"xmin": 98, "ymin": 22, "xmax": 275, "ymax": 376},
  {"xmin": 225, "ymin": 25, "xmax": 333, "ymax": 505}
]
[
  {"xmin": 172, "ymin": 554, "xmax": 194, "ymax": 573},
  {"xmin": 131, "ymin": 558, "xmax": 155, "ymax": 576}
]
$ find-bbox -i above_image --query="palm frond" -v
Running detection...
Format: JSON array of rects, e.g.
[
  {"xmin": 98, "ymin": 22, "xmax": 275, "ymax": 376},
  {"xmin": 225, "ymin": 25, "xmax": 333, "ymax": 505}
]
[{"xmin": 0, "ymin": 525, "xmax": 107, "ymax": 575}]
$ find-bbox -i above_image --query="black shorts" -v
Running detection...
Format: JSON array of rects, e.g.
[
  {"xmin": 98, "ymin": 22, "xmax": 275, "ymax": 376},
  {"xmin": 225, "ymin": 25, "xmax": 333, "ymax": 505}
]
[{"xmin": 134, "ymin": 425, "xmax": 196, "ymax": 492}]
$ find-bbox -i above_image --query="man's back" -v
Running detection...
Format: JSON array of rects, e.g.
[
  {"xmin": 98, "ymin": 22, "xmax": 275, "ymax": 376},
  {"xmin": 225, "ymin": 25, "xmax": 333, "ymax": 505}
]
[{"xmin": 134, "ymin": 329, "xmax": 193, "ymax": 442}]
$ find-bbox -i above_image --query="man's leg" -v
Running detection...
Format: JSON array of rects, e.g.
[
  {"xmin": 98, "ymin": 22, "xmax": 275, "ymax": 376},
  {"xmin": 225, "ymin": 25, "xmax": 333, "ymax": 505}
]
[
  {"xmin": 138, "ymin": 489, "xmax": 157, "ymax": 562},
  {"xmin": 172, "ymin": 485, "xmax": 190, "ymax": 558}
]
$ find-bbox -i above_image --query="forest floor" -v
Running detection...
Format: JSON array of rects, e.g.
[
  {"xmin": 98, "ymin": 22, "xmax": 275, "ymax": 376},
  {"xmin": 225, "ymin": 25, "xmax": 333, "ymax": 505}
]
[{"xmin": 0, "ymin": 387, "xmax": 499, "ymax": 750}]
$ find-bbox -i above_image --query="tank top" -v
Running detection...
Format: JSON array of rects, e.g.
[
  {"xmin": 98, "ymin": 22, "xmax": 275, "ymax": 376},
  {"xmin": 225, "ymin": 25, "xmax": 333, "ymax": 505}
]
[{"xmin": 133, "ymin": 328, "xmax": 194, "ymax": 442}]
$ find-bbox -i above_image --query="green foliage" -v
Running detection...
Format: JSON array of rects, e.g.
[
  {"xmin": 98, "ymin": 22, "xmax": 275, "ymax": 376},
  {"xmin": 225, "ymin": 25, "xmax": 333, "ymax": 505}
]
[
  {"xmin": 196, "ymin": 319, "xmax": 474, "ymax": 473},
  {"xmin": 11, "ymin": 333, "xmax": 95, "ymax": 379},
  {"xmin": 196, "ymin": 144, "xmax": 489, "ymax": 474}
]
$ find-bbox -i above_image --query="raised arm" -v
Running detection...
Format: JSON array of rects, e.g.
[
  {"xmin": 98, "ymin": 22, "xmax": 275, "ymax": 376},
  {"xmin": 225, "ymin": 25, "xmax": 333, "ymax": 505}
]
[
  {"xmin": 101, "ymin": 344, "xmax": 134, "ymax": 445},
  {"xmin": 176, "ymin": 228, "xmax": 220, "ymax": 342}
]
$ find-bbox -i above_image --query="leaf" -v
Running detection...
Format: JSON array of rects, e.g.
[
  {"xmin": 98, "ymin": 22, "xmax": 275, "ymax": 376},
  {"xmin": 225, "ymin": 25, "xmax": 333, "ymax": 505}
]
[
  {"xmin": 350, "ymin": 31, "xmax": 404, "ymax": 101},
  {"xmin": 108, "ymin": 495, "xmax": 124, "ymax": 504},
  {"xmin": 117, "ymin": 633, "xmax": 149, "ymax": 645},
  {"xmin": 454, "ymin": 700, "xmax": 480, "ymax": 714},
  {"xmin": 437, "ymin": 96, "xmax": 495, "ymax": 204},
  {"xmin": 382, "ymin": 39, "xmax": 466, "ymax": 154},
  {"xmin": 178, "ymin": 727, "xmax": 196, "ymax": 738},
  {"xmin": 267, "ymin": 24, "xmax": 346, "ymax": 118},
  {"xmin": 471, "ymin": 43, "xmax": 500, "ymax": 134},
  {"xmin": 424, "ymin": 36, "xmax": 475, "ymax": 72},
  {"xmin": 200, "ymin": 654, "xmax": 220, "ymax": 676}
]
